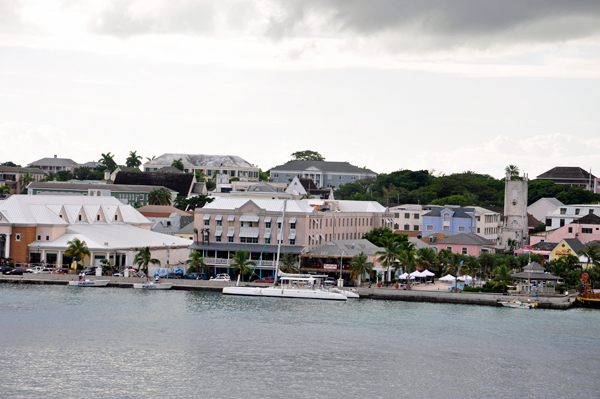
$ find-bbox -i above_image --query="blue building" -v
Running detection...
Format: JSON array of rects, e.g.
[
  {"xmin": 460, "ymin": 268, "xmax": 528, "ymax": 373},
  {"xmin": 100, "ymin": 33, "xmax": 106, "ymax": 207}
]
[{"xmin": 421, "ymin": 207, "xmax": 475, "ymax": 237}]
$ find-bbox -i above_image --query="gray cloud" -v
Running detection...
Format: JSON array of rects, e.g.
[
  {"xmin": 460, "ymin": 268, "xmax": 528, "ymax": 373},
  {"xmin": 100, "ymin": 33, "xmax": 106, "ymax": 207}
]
[{"xmin": 88, "ymin": 0, "xmax": 600, "ymax": 50}]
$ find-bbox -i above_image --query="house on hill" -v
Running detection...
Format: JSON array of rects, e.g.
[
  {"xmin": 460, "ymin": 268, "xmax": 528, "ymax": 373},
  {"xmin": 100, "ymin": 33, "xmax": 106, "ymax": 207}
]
[
  {"xmin": 0, "ymin": 166, "xmax": 47, "ymax": 195},
  {"xmin": 270, "ymin": 160, "xmax": 376, "ymax": 189},
  {"xmin": 143, "ymin": 153, "xmax": 259, "ymax": 181},
  {"xmin": 536, "ymin": 166, "xmax": 596, "ymax": 192},
  {"xmin": 436, "ymin": 233, "xmax": 496, "ymax": 256},
  {"xmin": 530, "ymin": 213, "xmax": 600, "ymax": 246}
]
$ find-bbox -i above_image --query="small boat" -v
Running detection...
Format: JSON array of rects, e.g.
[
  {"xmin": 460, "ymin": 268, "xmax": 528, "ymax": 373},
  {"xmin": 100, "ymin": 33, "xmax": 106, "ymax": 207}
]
[
  {"xmin": 329, "ymin": 287, "xmax": 360, "ymax": 299},
  {"xmin": 68, "ymin": 279, "xmax": 110, "ymax": 287},
  {"xmin": 499, "ymin": 299, "xmax": 537, "ymax": 309},
  {"xmin": 133, "ymin": 281, "xmax": 173, "ymax": 290}
]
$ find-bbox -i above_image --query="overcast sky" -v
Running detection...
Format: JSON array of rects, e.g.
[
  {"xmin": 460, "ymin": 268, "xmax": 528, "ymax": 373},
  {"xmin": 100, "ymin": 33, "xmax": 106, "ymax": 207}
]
[{"xmin": 2, "ymin": 0, "xmax": 600, "ymax": 179}]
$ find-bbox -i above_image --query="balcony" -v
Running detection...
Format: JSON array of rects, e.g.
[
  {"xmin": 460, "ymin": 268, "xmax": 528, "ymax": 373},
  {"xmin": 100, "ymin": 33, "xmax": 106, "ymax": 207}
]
[{"xmin": 204, "ymin": 257, "xmax": 282, "ymax": 269}]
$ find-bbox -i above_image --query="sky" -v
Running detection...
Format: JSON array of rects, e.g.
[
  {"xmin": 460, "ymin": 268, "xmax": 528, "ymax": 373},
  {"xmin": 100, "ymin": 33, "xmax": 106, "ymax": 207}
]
[{"xmin": 1, "ymin": 0, "xmax": 600, "ymax": 180}]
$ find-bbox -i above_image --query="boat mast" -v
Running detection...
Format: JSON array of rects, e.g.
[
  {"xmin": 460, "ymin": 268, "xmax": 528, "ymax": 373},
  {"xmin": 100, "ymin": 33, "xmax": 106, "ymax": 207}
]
[{"xmin": 274, "ymin": 200, "xmax": 286, "ymax": 287}]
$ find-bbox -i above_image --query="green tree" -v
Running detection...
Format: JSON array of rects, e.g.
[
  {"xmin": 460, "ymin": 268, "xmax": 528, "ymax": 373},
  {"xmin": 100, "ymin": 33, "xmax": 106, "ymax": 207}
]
[
  {"xmin": 0, "ymin": 185, "xmax": 10, "ymax": 195},
  {"xmin": 99, "ymin": 152, "xmax": 118, "ymax": 172},
  {"xmin": 280, "ymin": 252, "xmax": 299, "ymax": 274},
  {"xmin": 171, "ymin": 158, "xmax": 184, "ymax": 171},
  {"xmin": 19, "ymin": 172, "xmax": 35, "ymax": 193},
  {"xmin": 99, "ymin": 258, "xmax": 113, "ymax": 273},
  {"xmin": 375, "ymin": 238, "xmax": 403, "ymax": 282},
  {"xmin": 492, "ymin": 264, "xmax": 514, "ymax": 294},
  {"xmin": 230, "ymin": 250, "xmax": 256, "ymax": 282},
  {"xmin": 148, "ymin": 188, "xmax": 172, "ymax": 205},
  {"xmin": 444, "ymin": 253, "xmax": 464, "ymax": 291},
  {"xmin": 578, "ymin": 244, "xmax": 600, "ymax": 269},
  {"xmin": 195, "ymin": 169, "xmax": 207, "ymax": 182},
  {"xmin": 73, "ymin": 167, "xmax": 103, "ymax": 180},
  {"xmin": 464, "ymin": 256, "xmax": 480, "ymax": 285},
  {"xmin": 289, "ymin": 150, "xmax": 325, "ymax": 162},
  {"xmin": 397, "ymin": 247, "xmax": 417, "ymax": 288},
  {"xmin": 186, "ymin": 251, "xmax": 209, "ymax": 276},
  {"xmin": 174, "ymin": 195, "xmax": 213, "ymax": 211},
  {"xmin": 1, "ymin": 161, "xmax": 20, "ymax": 167},
  {"xmin": 133, "ymin": 247, "xmax": 161, "ymax": 276},
  {"xmin": 126, "ymin": 151, "xmax": 142, "ymax": 168},
  {"xmin": 478, "ymin": 252, "xmax": 496, "ymax": 281},
  {"xmin": 259, "ymin": 169, "xmax": 269, "ymax": 181},
  {"xmin": 56, "ymin": 170, "xmax": 73, "ymax": 181},
  {"xmin": 363, "ymin": 227, "xmax": 409, "ymax": 248},
  {"xmin": 349, "ymin": 252, "xmax": 373, "ymax": 286},
  {"xmin": 505, "ymin": 165, "xmax": 520, "ymax": 178},
  {"xmin": 416, "ymin": 247, "xmax": 439, "ymax": 274},
  {"xmin": 64, "ymin": 238, "xmax": 91, "ymax": 269}
]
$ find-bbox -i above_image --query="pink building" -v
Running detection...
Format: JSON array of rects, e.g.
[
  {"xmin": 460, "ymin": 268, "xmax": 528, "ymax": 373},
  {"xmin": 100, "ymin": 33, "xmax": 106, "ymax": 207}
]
[
  {"xmin": 529, "ymin": 213, "xmax": 600, "ymax": 245},
  {"xmin": 436, "ymin": 233, "xmax": 496, "ymax": 256},
  {"xmin": 193, "ymin": 198, "xmax": 392, "ymax": 278}
]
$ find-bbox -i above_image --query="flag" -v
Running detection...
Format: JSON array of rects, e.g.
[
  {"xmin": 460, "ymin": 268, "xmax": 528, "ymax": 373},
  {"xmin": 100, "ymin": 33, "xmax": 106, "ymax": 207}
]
[{"xmin": 524, "ymin": 246, "xmax": 533, "ymax": 252}]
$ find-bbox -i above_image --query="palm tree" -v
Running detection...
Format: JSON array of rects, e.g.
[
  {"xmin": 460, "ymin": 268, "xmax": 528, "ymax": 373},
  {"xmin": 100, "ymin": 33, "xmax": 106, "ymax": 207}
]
[
  {"xmin": 186, "ymin": 251, "xmax": 209, "ymax": 276},
  {"xmin": 349, "ymin": 252, "xmax": 373, "ymax": 286},
  {"xmin": 492, "ymin": 264, "xmax": 514, "ymax": 294},
  {"xmin": 0, "ymin": 184, "xmax": 10, "ymax": 196},
  {"xmin": 230, "ymin": 250, "xmax": 256, "ymax": 282},
  {"xmin": 171, "ymin": 158, "xmax": 184, "ymax": 172},
  {"xmin": 126, "ymin": 151, "xmax": 142, "ymax": 168},
  {"xmin": 579, "ymin": 244, "xmax": 600, "ymax": 269},
  {"xmin": 464, "ymin": 256, "xmax": 480, "ymax": 286},
  {"xmin": 65, "ymin": 238, "xmax": 91, "ymax": 269},
  {"xmin": 193, "ymin": 228, "xmax": 198, "ymax": 244},
  {"xmin": 280, "ymin": 252, "xmax": 299, "ymax": 273},
  {"xmin": 397, "ymin": 247, "xmax": 417, "ymax": 287},
  {"xmin": 19, "ymin": 172, "xmax": 35, "ymax": 193},
  {"xmin": 444, "ymin": 253, "xmax": 464, "ymax": 291},
  {"xmin": 148, "ymin": 188, "xmax": 172, "ymax": 205},
  {"xmin": 416, "ymin": 247, "xmax": 439, "ymax": 274},
  {"xmin": 200, "ymin": 227, "xmax": 210, "ymax": 245},
  {"xmin": 99, "ymin": 152, "xmax": 117, "ymax": 172},
  {"xmin": 505, "ymin": 165, "xmax": 519, "ymax": 178},
  {"xmin": 133, "ymin": 247, "xmax": 161, "ymax": 277},
  {"xmin": 437, "ymin": 248, "xmax": 453, "ymax": 272},
  {"xmin": 146, "ymin": 155, "xmax": 156, "ymax": 162},
  {"xmin": 375, "ymin": 238, "xmax": 403, "ymax": 283}
]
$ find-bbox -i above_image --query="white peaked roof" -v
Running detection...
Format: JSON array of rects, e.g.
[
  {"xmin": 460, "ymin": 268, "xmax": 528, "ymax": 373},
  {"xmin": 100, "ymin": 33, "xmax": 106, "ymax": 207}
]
[
  {"xmin": 203, "ymin": 198, "xmax": 315, "ymax": 213},
  {"xmin": 336, "ymin": 200, "xmax": 387, "ymax": 213},
  {"xmin": 31, "ymin": 224, "xmax": 192, "ymax": 251},
  {"xmin": 0, "ymin": 195, "xmax": 150, "ymax": 226}
]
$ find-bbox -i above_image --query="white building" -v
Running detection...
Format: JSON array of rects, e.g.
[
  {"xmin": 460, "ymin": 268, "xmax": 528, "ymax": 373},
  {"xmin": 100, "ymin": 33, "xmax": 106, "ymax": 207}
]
[
  {"xmin": 527, "ymin": 197, "xmax": 564, "ymax": 224},
  {"xmin": 543, "ymin": 204, "xmax": 600, "ymax": 230},
  {"xmin": 144, "ymin": 153, "xmax": 260, "ymax": 181}
]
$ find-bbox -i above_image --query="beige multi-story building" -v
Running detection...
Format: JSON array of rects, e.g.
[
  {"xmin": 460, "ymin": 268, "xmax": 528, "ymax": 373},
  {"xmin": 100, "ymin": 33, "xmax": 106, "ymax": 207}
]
[
  {"xmin": 192, "ymin": 198, "xmax": 392, "ymax": 278},
  {"xmin": 143, "ymin": 153, "xmax": 260, "ymax": 181}
]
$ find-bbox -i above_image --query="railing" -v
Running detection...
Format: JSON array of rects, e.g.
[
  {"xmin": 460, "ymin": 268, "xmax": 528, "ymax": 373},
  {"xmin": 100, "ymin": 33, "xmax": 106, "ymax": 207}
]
[{"xmin": 204, "ymin": 258, "xmax": 282, "ymax": 268}]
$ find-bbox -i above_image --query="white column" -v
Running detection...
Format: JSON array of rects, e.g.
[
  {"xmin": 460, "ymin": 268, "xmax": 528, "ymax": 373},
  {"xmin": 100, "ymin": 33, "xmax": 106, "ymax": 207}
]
[
  {"xmin": 5, "ymin": 234, "xmax": 10, "ymax": 258},
  {"xmin": 57, "ymin": 250, "xmax": 62, "ymax": 267},
  {"xmin": 90, "ymin": 251, "xmax": 94, "ymax": 267},
  {"xmin": 41, "ymin": 249, "xmax": 46, "ymax": 264}
]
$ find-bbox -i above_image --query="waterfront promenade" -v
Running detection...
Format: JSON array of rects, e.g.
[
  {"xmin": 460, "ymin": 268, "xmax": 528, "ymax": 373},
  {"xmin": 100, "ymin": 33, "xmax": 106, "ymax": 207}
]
[{"xmin": 1, "ymin": 274, "xmax": 575, "ymax": 309}]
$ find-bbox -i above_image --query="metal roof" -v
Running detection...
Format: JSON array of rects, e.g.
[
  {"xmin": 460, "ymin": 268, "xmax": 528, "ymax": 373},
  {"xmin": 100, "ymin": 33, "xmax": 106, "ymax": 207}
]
[
  {"xmin": 270, "ymin": 160, "xmax": 376, "ymax": 175},
  {"xmin": 145, "ymin": 153, "xmax": 257, "ymax": 169},
  {"xmin": 203, "ymin": 198, "xmax": 315, "ymax": 213}
]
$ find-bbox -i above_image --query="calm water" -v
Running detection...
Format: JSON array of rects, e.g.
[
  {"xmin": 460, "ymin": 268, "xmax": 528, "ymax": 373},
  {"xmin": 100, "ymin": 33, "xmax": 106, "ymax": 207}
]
[{"xmin": 1, "ymin": 284, "xmax": 599, "ymax": 399}]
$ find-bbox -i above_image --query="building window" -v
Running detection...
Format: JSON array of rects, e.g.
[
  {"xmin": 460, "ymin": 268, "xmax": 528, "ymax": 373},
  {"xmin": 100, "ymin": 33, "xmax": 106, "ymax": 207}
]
[
  {"xmin": 37, "ymin": 235, "xmax": 41, "ymax": 240},
  {"xmin": 477, "ymin": 228, "xmax": 480, "ymax": 233},
  {"xmin": 115, "ymin": 215, "xmax": 118, "ymax": 221},
  {"xmin": 461, "ymin": 247, "xmax": 468, "ymax": 255},
  {"xmin": 414, "ymin": 214, "xmax": 419, "ymax": 219},
  {"xmin": 289, "ymin": 239, "xmax": 295, "ymax": 245},
  {"xmin": 426, "ymin": 225, "xmax": 434, "ymax": 231},
  {"xmin": 229, "ymin": 220, "xmax": 234, "ymax": 227},
  {"xmin": 429, "ymin": 236, "xmax": 435, "ymax": 243},
  {"xmin": 575, "ymin": 209, "xmax": 580, "ymax": 215},
  {"xmin": 560, "ymin": 208, "xmax": 566, "ymax": 215},
  {"xmin": 265, "ymin": 221, "xmax": 271, "ymax": 228},
  {"xmin": 290, "ymin": 222, "xmax": 296, "ymax": 229},
  {"xmin": 443, "ymin": 226, "xmax": 450, "ymax": 232},
  {"xmin": 78, "ymin": 215, "xmax": 82, "ymax": 221},
  {"xmin": 97, "ymin": 215, "xmax": 100, "ymax": 221},
  {"xmin": 394, "ymin": 223, "xmax": 399, "ymax": 230},
  {"xmin": 273, "ymin": 173, "xmax": 279, "ymax": 178},
  {"xmin": 46, "ymin": 236, "xmax": 49, "ymax": 241},
  {"xmin": 414, "ymin": 225, "xmax": 419, "ymax": 231},
  {"xmin": 560, "ymin": 219, "xmax": 565, "ymax": 227},
  {"xmin": 228, "ymin": 236, "xmax": 234, "ymax": 242},
  {"xmin": 458, "ymin": 226, "xmax": 466, "ymax": 233},
  {"xmin": 394, "ymin": 213, "xmax": 399, "ymax": 218},
  {"xmin": 404, "ymin": 213, "xmax": 410, "ymax": 219},
  {"xmin": 215, "ymin": 236, "xmax": 221, "ymax": 242},
  {"xmin": 443, "ymin": 213, "xmax": 450, "ymax": 222},
  {"xmin": 265, "ymin": 237, "xmax": 271, "ymax": 244},
  {"xmin": 15, "ymin": 234, "xmax": 21, "ymax": 241},
  {"xmin": 404, "ymin": 224, "xmax": 410, "ymax": 230},
  {"xmin": 216, "ymin": 220, "xmax": 222, "ymax": 226},
  {"xmin": 546, "ymin": 218, "xmax": 551, "ymax": 226},
  {"xmin": 568, "ymin": 227, "xmax": 573, "ymax": 233},
  {"xmin": 204, "ymin": 219, "xmax": 209, "ymax": 226},
  {"xmin": 582, "ymin": 228, "xmax": 592, "ymax": 234}
]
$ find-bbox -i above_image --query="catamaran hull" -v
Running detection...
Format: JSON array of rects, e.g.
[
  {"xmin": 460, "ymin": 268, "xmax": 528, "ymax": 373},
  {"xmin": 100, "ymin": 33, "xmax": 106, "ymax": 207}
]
[
  {"xmin": 68, "ymin": 280, "xmax": 110, "ymax": 287},
  {"xmin": 133, "ymin": 282, "xmax": 173, "ymax": 290},
  {"xmin": 223, "ymin": 286, "xmax": 347, "ymax": 301},
  {"xmin": 330, "ymin": 288, "xmax": 360, "ymax": 298}
]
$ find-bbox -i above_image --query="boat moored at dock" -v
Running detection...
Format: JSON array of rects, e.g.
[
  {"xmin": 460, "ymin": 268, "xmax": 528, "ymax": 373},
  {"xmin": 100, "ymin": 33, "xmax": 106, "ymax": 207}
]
[{"xmin": 68, "ymin": 279, "xmax": 110, "ymax": 287}]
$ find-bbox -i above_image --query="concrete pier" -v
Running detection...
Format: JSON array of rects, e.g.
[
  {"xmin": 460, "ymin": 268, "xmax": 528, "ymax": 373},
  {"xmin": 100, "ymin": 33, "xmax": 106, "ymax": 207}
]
[{"xmin": 0, "ymin": 275, "xmax": 575, "ymax": 309}]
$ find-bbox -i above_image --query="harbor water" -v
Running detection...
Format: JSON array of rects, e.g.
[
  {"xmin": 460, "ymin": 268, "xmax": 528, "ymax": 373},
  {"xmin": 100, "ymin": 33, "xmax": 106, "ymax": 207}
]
[{"xmin": 1, "ymin": 283, "xmax": 599, "ymax": 398}]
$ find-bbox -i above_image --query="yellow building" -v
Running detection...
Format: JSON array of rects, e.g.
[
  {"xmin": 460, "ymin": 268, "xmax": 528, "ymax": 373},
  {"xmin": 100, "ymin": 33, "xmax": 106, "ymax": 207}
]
[{"xmin": 549, "ymin": 238, "xmax": 585, "ymax": 262}]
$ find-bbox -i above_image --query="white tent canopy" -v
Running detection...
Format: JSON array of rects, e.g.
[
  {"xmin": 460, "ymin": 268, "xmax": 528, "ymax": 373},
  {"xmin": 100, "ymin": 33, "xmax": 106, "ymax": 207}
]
[
  {"xmin": 409, "ymin": 271, "xmax": 424, "ymax": 277},
  {"xmin": 421, "ymin": 270, "xmax": 435, "ymax": 277},
  {"xmin": 398, "ymin": 273, "xmax": 415, "ymax": 280},
  {"xmin": 440, "ymin": 274, "xmax": 455, "ymax": 281},
  {"xmin": 458, "ymin": 275, "xmax": 474, "ymax": 281}
]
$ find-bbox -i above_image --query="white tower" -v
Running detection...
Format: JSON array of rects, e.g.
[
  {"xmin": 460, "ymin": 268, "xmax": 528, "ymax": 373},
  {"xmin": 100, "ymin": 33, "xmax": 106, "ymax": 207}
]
[{"xmin": 498, "ymin": 172, "xmax": 529, "ymax": 252}]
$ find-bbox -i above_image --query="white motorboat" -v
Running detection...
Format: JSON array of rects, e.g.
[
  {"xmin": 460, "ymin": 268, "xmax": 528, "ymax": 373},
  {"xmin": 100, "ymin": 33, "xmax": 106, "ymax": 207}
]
[
  {"xmin": 499, "ymin": 299, "xmax": 537, "ymax": 309},
  {"xmin": 223, "ymin": 273, "xmax": 347, "ymax": 301},
  {"xmin": 133, "ymin": 281, "xmax": 173, "ymax": 290},
  {"xmin": 329, "ymin": 287, "xmax": 360, "ymax": 299},
  {"xmin": 68, "ymin": 279, "xmax": 110, "ymax": 287}
]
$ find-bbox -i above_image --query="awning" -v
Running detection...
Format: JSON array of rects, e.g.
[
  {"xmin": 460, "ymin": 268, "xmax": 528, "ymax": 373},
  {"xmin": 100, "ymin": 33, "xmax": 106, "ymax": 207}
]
[
  {"xmin": 240, "ymin": 215, "xmax": 259, "ymax": 222},
  {"xmin": 214, "ymin": 229, "xmax": 222, "ymax": 237},
  {"xmin": 264, "ymin": 229, "xmax": 272, "ymax": 239},
  {"xmin": 289, "ymin": 217, "xmax": 297, "ymax": 223},
  {"xmin": 228, "ymin": 215, "xmax": 235, "ymax": 221},
  {"xmin": 227, "ymin": 228, "xmax": 235, "ymax": 237},
  {"xmin": 215, "ymin": 215, "xmax": 223, "ymax": 221},
  {"xmin": 264, "ymin": 216, "xmax": 272, "ymax": 223},
  {"xmin": 239, "ymin": 227, "xmax": 259, "ymax": 238},
  {"xmin": 289, "ymin": 231, "xmax": 297, "ymax": 239},
  {"xmin": 276, "ymin": 217, "xmax": 283, "ymax": 223},
  {"xmin": 203, "ymin": 214, "xmax": 211, "ymax": 220}
]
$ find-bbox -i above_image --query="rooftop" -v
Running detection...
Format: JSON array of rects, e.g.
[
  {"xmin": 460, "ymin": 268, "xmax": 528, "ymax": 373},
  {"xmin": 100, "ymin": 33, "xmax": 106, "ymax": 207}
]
[
  {"xmin": 537, "ymin": 166, "xmax": 597, "ymax": 181},
  {"xmin": 271, "ymin": 160, "xmax": 376, "ymax": 175},
  {"xmin": 28, "ymin": 157, "xmax": 79, "ymax": 167},
  {"xmin": 145, "ymin": 154, "xmax": 257, "ymax": 169}
]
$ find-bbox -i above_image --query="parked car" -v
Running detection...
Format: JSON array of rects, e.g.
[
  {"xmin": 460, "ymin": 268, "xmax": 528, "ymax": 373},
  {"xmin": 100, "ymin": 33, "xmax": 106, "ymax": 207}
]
[
  {"xmin": 1, "ymin": 266, "xmax": 14, "ymax": 275},
  {"xmin": 82, "ymin": 267, "xmax": 97, "ymax": 275},
  {"xmin": 166, "ymin": 272, "xmax": 184, "ymax": 279},
  {"xmin": 5, "ymin": 268, "xmax": 27, "ymax": 275},
  {"xmin": 210, "ymin": 274, "xmax": 231, "ymax": 282},
  {"xmin": 186, "ymin": 273, "xmax": 207, "ymax": 280},
  {"xmin": 32, "ymin": 268, "xmax": 52, "ymax": 274},
  {"xmin": 324, "ymin": 278, "xmax": 336, "ymax": 287},
  {"xmin": 255, "ymin": 276, "xmax": 276, "ymax": 283},
  {"xmin": 26, "ymin": 266, "xmax": 45, "ymax": 273}
]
